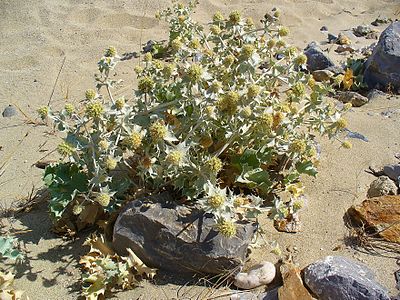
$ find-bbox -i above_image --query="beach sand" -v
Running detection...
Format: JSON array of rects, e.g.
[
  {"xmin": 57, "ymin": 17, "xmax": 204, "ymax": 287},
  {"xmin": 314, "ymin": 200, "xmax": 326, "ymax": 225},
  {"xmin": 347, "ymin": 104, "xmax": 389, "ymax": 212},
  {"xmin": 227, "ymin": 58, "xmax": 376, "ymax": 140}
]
[{"xmin": 0, "ymin": 0, "xmax": 399, "ymax": 299}]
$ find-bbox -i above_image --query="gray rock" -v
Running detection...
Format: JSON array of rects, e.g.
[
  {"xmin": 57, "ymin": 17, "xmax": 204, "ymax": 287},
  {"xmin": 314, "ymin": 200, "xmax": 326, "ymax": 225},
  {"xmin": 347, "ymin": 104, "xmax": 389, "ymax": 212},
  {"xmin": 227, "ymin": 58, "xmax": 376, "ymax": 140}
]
[
  {"xmin": 112, "ymin": 193, "xmax": 256, "ymax": 275},
  {"xmin": 2, "ymin": 105, "xmax": 17, "ymax": 118},
  {"xmin": 335, "ymin": 45, "xmax": 357, "ymax": 53},
  {"xmin": 320, "ymin": 26, "xmax": 328, "ymax": 32},
  {"xmin": 312, "ymin": 70, "xmax": 333, "ymax": 82},
  {"xmin": 367, "ymin": 176, "xmax": 398, "ymax": 198},
  {"xmin": 259, "ymin": 287, "xmax": 279, "ymax": 300},
  {"xmin": 304, "ymin": 256, "xmax": 390, "ymax": 300},
  {"xmin": 328, "ymin": 33, "xmax": 338, "ymax": 44},
  {"xmin": 371, "ymin": 17, "xmax": 391, "ymax": 27},
  {"xmin": 364, "ymin": 22, "xmax": 400, "ymax": 91},
  {"xmin": 367, "ymin": 89, "xmax": 389, "ymax": 101},
  {"xmin": 304, "ymin": 43, "xmax": 335, "ymax": 72},
  {"xmin": 383, "ymin": 164, "xmax": 400, "ymax": 183},
  {"xmin": 234, "ymin": 261, "xmax": 276, "ymax": 289},
  {"xmin": 365, "ymin": 32, "xmax": 379, "ymax": 40},
  {"xmin": 337, "ymin": 91, "xmax": 369, "ymax": 107},
  {"xmin": 354, "ymin": 25, "xmax": 372, "ymax": 37},
  {"xmin": 325, "ymin": 65, "xmax": 345, "ymax": 75},
  {"xmin": 230, "ymin": 291, "xmax": 258, "ymax": 300}
]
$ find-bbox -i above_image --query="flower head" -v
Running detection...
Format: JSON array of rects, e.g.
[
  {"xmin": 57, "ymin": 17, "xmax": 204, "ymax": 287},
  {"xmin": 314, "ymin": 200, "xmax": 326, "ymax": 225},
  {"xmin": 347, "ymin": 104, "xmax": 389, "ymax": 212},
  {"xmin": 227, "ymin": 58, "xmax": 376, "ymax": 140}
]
[
  {"xmin": 85, "ymin": 89, "xmax": 96, "ymax": 100},
  {"xmin": 289, "ymin": 139, "xmax": 307, "ymax": 153},
  {"xmin": 123, "ymin": 131, "xmax": 142, "ymax": 150},
  {"xmin": 171, "ymin": 38, "xmax": 183, "ymax": 51},
  {"xmin": 216, "ymin": 218, "xmax": 237, "ymax": 237},
  {"xmin": 115, "ymin": 97, "xmax": 125, "ymax": 110},
  {"xmin": 294, "ymin": 53, "xmax": 307, "ymax": 65},
  {"xmin": 341, "ymin": 140, "xmax": 352, "ymax": 149},
  {"xmin": 105, "ymin": 157, "xmax": 117, "ymax": 170},
  {"xmin": 37, "ymin": 106, "xmax": 49, "ymax": 119},
  {"xmin": 278, "ymin": 26, "xmax": 289, "ymax": 37},
  {"xmin": 57, "ymin": 141, "xmax": 74, "ymax": 157},
  {"xmin": 96, "ymin": 193, "xmax": 111, "ymax": 207},
  {"xmin": 105, "ymin": 46, "xmax": 117, "ymax": 57},
  {"xmin": 187, "ymin": 64, "xmax": 203, "ymax": 83},
  {"xmin": 335, "ymin": 118, "xmax": 348, "ymax": 129},
  {"xmin": 213, "ymin": 11, "xmax": 224, "ymax": 22},
  {"xmin": 229, "ymin": 10, "xmax": 241, "ymax": 24},
  {"xmin": 210, "ymin": 25, "xmax": 221, "ymax": 35},
  {"xmin": 149, "ymin": 120, "xmax": 167, "ymax": 141},
  {"xmin": 64, "ymin": 103, "xmax": 75, "ymax": 114},
  {"xmin": 85, "ymin": 101, "xmax": 104, "ymax": 118},
  {"xmin": 138, "ymin": 76, "xmax": 154, "ymax": 93},
  {"xmin": 241, "ymin": 44, "xmax": 255, "ymax": 59},
  {"xmin": 205, "ymin": 157, "xmax": 223, "ymax": 174},
  {"xmin": 217, "ymin": 91, "xmax": 240, "ymax": 115},
  {"xmin": 247, "ymin": 84, "xmax": 260, "ymax": 98}
]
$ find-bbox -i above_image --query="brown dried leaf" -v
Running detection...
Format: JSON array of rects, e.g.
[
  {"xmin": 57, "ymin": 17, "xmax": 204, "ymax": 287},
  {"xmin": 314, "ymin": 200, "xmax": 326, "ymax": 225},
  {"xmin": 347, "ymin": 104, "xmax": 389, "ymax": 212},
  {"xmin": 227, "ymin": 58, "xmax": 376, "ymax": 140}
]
[{"xmin": 125, "ymin": 248, "xmax": 157, "ymax": 279}]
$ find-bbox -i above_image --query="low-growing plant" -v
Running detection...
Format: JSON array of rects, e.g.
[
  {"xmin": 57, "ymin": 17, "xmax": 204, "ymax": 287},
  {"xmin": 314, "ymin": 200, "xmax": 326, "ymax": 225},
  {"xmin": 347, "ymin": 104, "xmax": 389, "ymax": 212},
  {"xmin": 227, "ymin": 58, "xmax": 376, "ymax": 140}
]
[{"xmin": 40, "ymin": 1, "xmax": 349, "ymax": 236}]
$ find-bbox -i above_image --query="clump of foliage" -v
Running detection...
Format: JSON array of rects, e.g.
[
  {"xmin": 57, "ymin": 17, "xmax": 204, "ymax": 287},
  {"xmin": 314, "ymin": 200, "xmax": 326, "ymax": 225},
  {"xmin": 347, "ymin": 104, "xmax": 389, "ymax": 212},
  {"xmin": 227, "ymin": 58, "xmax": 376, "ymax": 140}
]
[
  {"xmin": 80, "ymin": 235, "xmax": 156, "ymax": 299},
  {"xmin": 0, "ymin": 237, "xmax": 23, "ymax": 262},
  {"xmin": 335, "ymin": 57, "xmax": 368, "ymax": 91},
  {"xmin": 40, "ymin": 1, "xmax": 348, "ymax": 237}
]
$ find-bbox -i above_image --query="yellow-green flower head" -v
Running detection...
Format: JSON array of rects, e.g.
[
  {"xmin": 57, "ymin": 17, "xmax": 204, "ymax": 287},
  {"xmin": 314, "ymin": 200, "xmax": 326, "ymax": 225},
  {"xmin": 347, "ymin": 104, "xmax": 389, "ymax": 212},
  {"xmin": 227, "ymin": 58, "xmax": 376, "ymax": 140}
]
[
  {"xmin": 105, "ymin": 157, "xmax": 117, "ymax": 170},
  {"xmin": 293, "ymin": 198, "xmax": 304, "ymax": 210},
  {"xmin": 206, "ymin": 157, "xmax": 223, "ymax": 174},
  {"xmin": 134, "ymin": 65, "xmax": 144, "ymax": 74},
  {"xmin": 341, "ymin": 140, "xmax": 352, "ymax": 149},
  {"xmin": 207, "ymin": 194, "xmax": 225, "ymax": 209},
  {"xmin": 233, "ymin": 196, "xmax": 245, "ymax": 207},
  {"xmin": 138, "ymin": 76, "xmax": 154, "ymax": 93},
  {"xmin": 37, "ymin": 106, "xmax": 49, "ymax": 119},
  {"xmin": 334, "ymin": 74, "xmax": 344, "ymax": 86},
  {"xmin": 213, "ymin": 11, "xmax": 224, "ymax": 22},
  {"xmin": 245, "ymin": 17, "xmax": 254, "ymax": 27},
  {"xmin": 335, "ymin": 118, "xmax": 348, "ymax": 129},
  {"xmin": 210, "ymin": 81, "xmax": 222, "ymax": 93},
  {"xmin": 247, "ymin": 84, "xmax": 260, "ymax": 98},
  {"xmin": 307, "ymin": 146, "xmax": 317, "ymax": 158},
  {"xmin": 285, "ymin": 46, "xmax": 297, "ymax": 57},
  {"xmin": 189, "ymin": 38, "xmax": 200, "ymax": 49},
  {"xmin": 241, "ymin": 44, "xmax": 255, "ymax": 59},
  {"xmin": 124, "ymin": 131, "xmax": 142, "ymax": 150},
  {"xmin": 216, "ymin": 219, "xmax": 237, "ymax": 238},
  {"xmin": 85, "ymin": 89, "xmax": 96, "ymax": 100},
  {"xmin": 223, "ymin": 55, "xmax": 235, "ymax": 67},
  {"xmin": 280, "ymin": 103, "xmax": 291, "ymax": 113},
  {"xmin": 72, "ymin": 205, "xmax": 83, "ymax": 215},
  {"xmin": 204, "ymin": 105, "xmax": 215, "ymax": 118},
  {"xmin": 177, "ymin": 2, "xmax": 184, "ymax": 9},
  {"xmin": 149, "ymin": 120, "xmax": 167, "ymax": 141},
  {"xmin": 57, "ymin": 141, "xmax": 74, "ymax": 157},
  {"xmin": 273, "ymin": 9, "xmax": 281, "ymax": 18},
  {"xmin": 258, "ymin": 113, "xmax": 273, "ymax": 130},
  {"xmin": 290, "ymin": 139, "xmax": 307, "ymax": 153},
  {"xmin": 267, "ymin": 39, "xmax": 276, "ymax": 48},
  {"xmin": 187, "ymin": 64, "xmax": 203, "ymax": 83},
  {"xmin": 292, "ymin": 82, "xmax": 306, "ymax": 97},
  {"xmin": 278, "ymin": 26, "xmax": 290, "ymax": 37},
  {"xmin": 98, "ymin": 139, "xmax": 109, "ymax": 151},
  {"xmin": 343, "ymin": 102, "xmax": 352, "ymax": 110},
  {"xmin": 308, "ymin": 78, "xmax": 316, "ymax": 89},
  {"xmin": 229, "ymin": 10, "xmax": 241, "ymax": 24},
  {"xmin": 105, "ymin": 46, "xmax": 117, "ymax": 57},
  {"xmin": 115, "ymin": 97, "xmax": 125, "ymax": 110},
  {"xmin": 210, "ymin": 25, "xmax": 221, "ymax": 35},
  {"xmin": 85, "ymin": 101, "xmax": 104, "ymax": 118},
  {"xmin": 171, "ymin": 38, "xmax": 183, "ymax": 52},
  {"xmin": 163, "ymin": 63, "xmax": 175, "ymax": 78},
  {"xmin": 64, "ymin": 103, "xmax": 75, "ymax": 114},
  {"xmin": 144, "ymin": 52, "xmax": 152, "ymax": 62},
  {"xmin": 217, "ymin": 91, "xmax": 240, "ymax": 115},
  {"xmin": 276, "ymin": 39, "xmax": 286, "ymax": 48},
  {"xmin": 153, "ymin": 59, "xmax": 164, "ymax": 69},
  {"xmin": 242, "ymin": 106, "xmax": 252, "ymax": 117},
  {"xmin": 96, "ymin": 193, "xmax": 111, "ymax": 207},
  {"xmin": 294, "ymin": 53, "xmax": 308, "ymax": 65},
  {"xmin": 178, "ymin": 15, "xmax": 186, "ymax": 24},
  {"xmin": 166, "ymin": 150, "xmax": 184, "ymax": 166}
]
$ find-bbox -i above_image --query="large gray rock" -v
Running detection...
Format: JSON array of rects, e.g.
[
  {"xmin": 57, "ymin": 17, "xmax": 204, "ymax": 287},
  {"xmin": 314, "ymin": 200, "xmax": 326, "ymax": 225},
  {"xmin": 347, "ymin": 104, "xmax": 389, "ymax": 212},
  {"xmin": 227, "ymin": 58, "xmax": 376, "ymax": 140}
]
[
  {"xmin": 337, "ymin": 91, "xmax": 369, "ymax": 107},
  {"xmin": 303, "ymin": 256, "xmax": 390, "ymax": 300},
  {"xmin": 383, "ymin": 164, "xmax": 400, "ymax": 183},
  {"xmin": 364, "ymin": 22, "xmax": 400, "ymax": 91},
  {"xmin": 113, "ymin": 193, "xmax": 256, "ymax": 274},
  {"xmin": 304, "ymin": 42, "xmax": 335, "ymax": 72}
]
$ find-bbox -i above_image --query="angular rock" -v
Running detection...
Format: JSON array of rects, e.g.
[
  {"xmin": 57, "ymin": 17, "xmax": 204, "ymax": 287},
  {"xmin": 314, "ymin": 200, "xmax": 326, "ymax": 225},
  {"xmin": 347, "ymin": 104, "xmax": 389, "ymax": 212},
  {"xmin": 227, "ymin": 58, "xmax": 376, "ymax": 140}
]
[
  {"xmin": 337, "ymin": 91, "xmax": 369, "ymax": 107},
  {"xmin": 2, "ymin": 105, "xmax": 17, "ymax": 118},
  {"xmin": 371, "ymin": 17, "xmax": 391, "ymax": 27},
  {"xmin": 364, "ymin": 22, "xmax": 400, "ymax": 90},
  {"xmin": 113, "ymin": 194, "xmax": 256, "ymax": 274},
  {"xmin": 234, "ymin": 261, "xmax": 276, "ymax": 289},
  {"xmin": 383, "ymin": 164, "xmax": 400, "ymax": 183},
  {"xmin": 366, "ymin": 32, "xmax": 379, "ymax": 40},
  {"xmin": 304, "ymin": 43, "xmax": 335, "ymax": 72},
  {"xmin": 353, "ymin": 25, "xmax": 372, "ymax": 37},
  {"xmin": 335, "ymin": 45, "xmax": 356, "ymax": 53},
  {"xmin": 347, "ymin": 195, "xmax": 400, "ymax": 243},
  {"xmin": 312, "ymin": 70, "xmax": 333, "ymax": 82},
  {"xmin": 367, "ymin": 176, "xmax": 398, "ymax": 198},
  {"xmin": 304, "ymin": 256, "xmax": 390, "ymax": 300},
  {"xmin": 278, "ymin": 263, "xmax": 313, "ymax": 300},
  {"xmin": 328, "ymin": 33, "xmax": 338, "ymax": 44},
  {"xmin": 325, "ymin": 65, "xmax": 344, "ymax": 75},
  {"xmin": 259, "ymin": 288, "xmax": 279, "ymax": 300},
  {"xmin": 230, "ymin": 291, "xmax": 258, "ymax": 300},
  {"xmin": 367, "ymin": 89, "xmax": 389, "ymax": 101}
]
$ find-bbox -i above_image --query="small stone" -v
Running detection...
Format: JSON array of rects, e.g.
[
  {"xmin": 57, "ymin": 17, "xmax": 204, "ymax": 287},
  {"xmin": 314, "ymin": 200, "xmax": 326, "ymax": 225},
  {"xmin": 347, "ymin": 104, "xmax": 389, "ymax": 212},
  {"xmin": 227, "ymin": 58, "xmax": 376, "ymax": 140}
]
[
  {"xmin": 234, "ymin": 261, "xmax": 276, "ymax": 289},
  {"xmin": 337, "ymin": 91, "xmax": 369, "ymax": 107},
  {"xmin": 371, "ymin": 17, "xmax": 391, "ymax": 27},
  {"xmin": 365, "ymin": 31, "xmax": 379, "ymax": 40},
  {"xmin": 367, "ymin": 176, "xmax": 398, "ymax": 198},
  {"xmin": 143, "ymin": 40, "xmax": 155, "ymax": 53},
  {"xmin": 328, "ymin": 33, "xmax": 338, "ymax": 44},
  {"xmin": 2, "ymin": 105, "xmax": 17, "ymax": 118},
  {"xmin": 335, "ymin": 45, "xmax": 356, "ymax": 53},
  {"xmin": 353, "ymin": 25, "xmax": 372, "ymax": 37},
  {"xmin": 320, "ymin": 26, "xmax": 328, "ymax": 32},
  {"xmin": 348, "ymin": 195, "xmax": 400, "ymax": 243},
  {"xmin": 337, "ymin": 33, "xmax": 352, "ymax": 45},
  {"xmin": 367, "ymin": 89, "xmax": 389, "ymax": 101},
  {"xmin": 383, "ymin": 164, "xmax": 400, "ymax": 183},
  {"xmin": 230, "ymin": 291, "xmax": 257, "ymax": 300},
  {"xmin": 325, "ymin": 65, "xmax": 344, "ymax": 75},
  {"xmin": 278, "ymin": 263, "xmax": 313, "ymax": 300},
  {"xmin": 312, "ymin": 69, "xmax": 333, "ymax": 82},
  {"xmin": 259, "ymin": 287, "xmax": 279, "ymax": 300},
  {"xmin": 304, "ymin": 256, "xmax": 390, "ymax": 300},
  {"xmin": 304, "ymin": 42, "xmax": 335, "ymax": 72}
]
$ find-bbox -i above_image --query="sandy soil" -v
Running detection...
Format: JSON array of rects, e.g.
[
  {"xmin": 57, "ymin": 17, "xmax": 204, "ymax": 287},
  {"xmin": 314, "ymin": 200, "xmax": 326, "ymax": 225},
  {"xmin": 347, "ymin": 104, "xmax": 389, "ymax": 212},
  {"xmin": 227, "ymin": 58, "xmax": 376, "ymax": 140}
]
[{"xmin": 0, "ymin": 0, "xmax": 399, "ymax": 299}]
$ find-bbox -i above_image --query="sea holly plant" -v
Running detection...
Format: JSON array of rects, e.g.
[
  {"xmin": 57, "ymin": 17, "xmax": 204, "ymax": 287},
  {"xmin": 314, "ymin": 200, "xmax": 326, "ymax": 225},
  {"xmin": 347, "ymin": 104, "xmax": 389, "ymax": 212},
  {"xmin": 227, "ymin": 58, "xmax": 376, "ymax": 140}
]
[{"xmin": 39, "ymin": 1, "xmax": 350, "ymax": 236}]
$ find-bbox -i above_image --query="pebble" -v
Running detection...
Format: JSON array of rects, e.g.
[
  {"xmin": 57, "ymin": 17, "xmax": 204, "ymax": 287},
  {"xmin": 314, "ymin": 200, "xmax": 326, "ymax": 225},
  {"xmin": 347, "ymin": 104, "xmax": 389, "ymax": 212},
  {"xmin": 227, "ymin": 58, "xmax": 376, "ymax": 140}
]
[
  {"xmin": 2, "ymin": 105, "xmax": 17, "ymax": 118},
  {"xmin": 320, "ymin": 26, "xmax": 328, "ymax": 32},
  {"xmin": 234, "ymin": 261, "xmax": 276, "ymax": 289},
  {"xmin": 312, "ymin": 69, "xmax": 333, "ymax": 82},
  {"xmin": 337, "ymin": 91, "xmax": 369, "ymax": 107},
  {"xmin": 335, "ymin": 45, "xmax": 356, "ymax": 53},
  {"xmin": 327, "ymin": 33, "xmax": 338, "ymax": 43},
  {"xmin": 353, "ymin": 25, "xmax": 372, "ymax": 37},
  {"xmin": 367, "ymin": 176, "xmax": 398, "ymax": 198}
]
